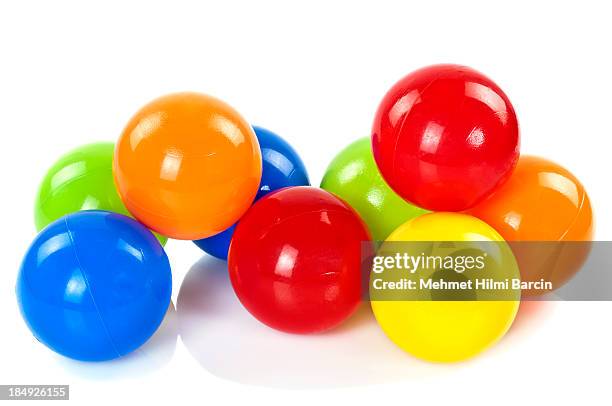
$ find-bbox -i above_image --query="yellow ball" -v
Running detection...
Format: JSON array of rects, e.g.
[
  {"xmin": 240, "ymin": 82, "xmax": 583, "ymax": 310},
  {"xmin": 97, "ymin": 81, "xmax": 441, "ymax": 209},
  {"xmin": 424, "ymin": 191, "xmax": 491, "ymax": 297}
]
[{"xmin": 370, "ymin": 212, "xmax": 520, "ymax": 363}]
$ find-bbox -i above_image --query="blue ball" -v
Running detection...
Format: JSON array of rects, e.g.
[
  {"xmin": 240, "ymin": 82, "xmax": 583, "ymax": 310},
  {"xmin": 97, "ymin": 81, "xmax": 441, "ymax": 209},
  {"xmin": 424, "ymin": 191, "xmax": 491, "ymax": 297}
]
[
  {"xmin": 194, "ymin": 126, "xmax": 310, "ymax": 260},
  {"xmin": 17, "ymin": 210, "xmax": 172, "ymax": 361}
]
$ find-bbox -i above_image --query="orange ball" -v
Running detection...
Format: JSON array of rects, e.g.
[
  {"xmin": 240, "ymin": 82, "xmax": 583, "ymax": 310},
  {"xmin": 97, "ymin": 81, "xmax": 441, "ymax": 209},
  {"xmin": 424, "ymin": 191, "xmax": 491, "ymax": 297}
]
[
  {"xmin": 466, "ymin": 155, "xmax": 593, "ymax": 294},
  {"xmin": 114, "ymin": 92, "xmax": 262, "ymax": 240},
  {"xmin": 467, "ymin": 155, "xmax": 593, "ymax": 241}
]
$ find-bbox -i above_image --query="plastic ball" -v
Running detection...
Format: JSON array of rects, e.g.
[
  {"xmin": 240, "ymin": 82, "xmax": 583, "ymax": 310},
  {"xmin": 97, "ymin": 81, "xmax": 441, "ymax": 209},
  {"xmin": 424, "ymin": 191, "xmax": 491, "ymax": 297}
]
[
  {"xmin": 194, "ymin": 126, "xmax": 309, "ymax": 259},
  {"xmin": 370, "ymin": 213, "xmax": 520, "ymax": 363},
  {"xmin": 466, "ymin": 155, "xmax": 593, "ymax": 294},
  {"xmin": 466, "ymin": 155, "xmax": 593, "ymax": 242},
  {"xmin": 228, "ymin": 187, "xmax": 371, "ymax": 334},
  {"xmin": 372, "ymin": 64, "xmax": 520, "ymax": 211},
  {"xmin": 195, "ymin": 224, "xmax": 236, "ymax": 261},
  {"xmin": 34, "ymin": 142, "xmax": 166, "ymax": 245},
  {"xmin": 114, "ymin": 92, "xmax": 262, "ymax": 240},
  {"xmin": 320, "ymin": 137, "xmax": 427, "ymax": 241},
  {"xmin": 17, "ymin": 211, "xmax": 172, "ymax": 361}
]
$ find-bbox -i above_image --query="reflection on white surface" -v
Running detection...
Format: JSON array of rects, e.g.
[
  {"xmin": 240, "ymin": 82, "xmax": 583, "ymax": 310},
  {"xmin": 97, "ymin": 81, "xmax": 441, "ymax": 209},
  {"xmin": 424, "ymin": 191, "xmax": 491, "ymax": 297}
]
[
  {"xmin": 505, "ymin": 300, "xmax": 554, "ymax": 340},
  {"xmin": 48, "ymin": 256, "xmax": 550, "ymax": 386},
  {"xmin": 56, "ymin": 302, "xmax": 178, "ymax": 380},
  {"xmin": 176, "ymin": 256, "xmax": 452, "ymax": 389}
]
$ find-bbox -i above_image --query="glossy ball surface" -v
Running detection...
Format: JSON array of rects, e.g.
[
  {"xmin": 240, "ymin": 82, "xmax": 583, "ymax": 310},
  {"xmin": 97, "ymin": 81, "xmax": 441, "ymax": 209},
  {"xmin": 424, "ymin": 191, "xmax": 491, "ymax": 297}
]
[
  {"xmin": 228, "ymin": 187, "xmax": 370, "ymax": 334},
  {"xmin": 321, "ymin": 137, "xmax": 427, "ymax": 241},
  {"xmin": 194, "ymin": 126, "xmax": 309, "ymax": 259},
  {"xmin": 371, "ymin": 213, "xmax": 519, "ymax": 362},
  {"xmin": 34, "ymin": 142, "xmax": 166, "ymax": 245},
  {"xmin": 372, "ymin": 64, "xmax": 520, "ymax": 211},
  {"xmin": 466, "ymin": 155, "xmax": 593, "ymax": 241},
  {"xmin": 466, "ymin": 155, "xmax": 594, "ymax": 293},
  {"xmin": 17, "ymin": 211, "xmax": 172, "ymax": 361},
  {"xmin": 114, "ymin": 92, "xmax": 262, "ymax": 240}
]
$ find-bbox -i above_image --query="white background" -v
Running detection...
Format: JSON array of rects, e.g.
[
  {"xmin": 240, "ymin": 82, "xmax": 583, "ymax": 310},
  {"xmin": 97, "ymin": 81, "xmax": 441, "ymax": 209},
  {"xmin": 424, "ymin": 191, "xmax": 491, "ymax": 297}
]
[{"xmin": 1, "ymin": 1, "xmax": 610, "ymax": 404}]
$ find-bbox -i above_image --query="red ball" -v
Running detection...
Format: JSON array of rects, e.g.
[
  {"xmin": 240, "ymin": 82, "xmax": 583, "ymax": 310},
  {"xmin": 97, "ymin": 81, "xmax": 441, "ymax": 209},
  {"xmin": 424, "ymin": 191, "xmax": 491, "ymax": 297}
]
[
  {"xmin": 372, "ymin": 64, "xmax": 520, "ymax": 211},
  {"xmin": 228, "ymin": 186, "xmax": 371, "ymax": 334}
]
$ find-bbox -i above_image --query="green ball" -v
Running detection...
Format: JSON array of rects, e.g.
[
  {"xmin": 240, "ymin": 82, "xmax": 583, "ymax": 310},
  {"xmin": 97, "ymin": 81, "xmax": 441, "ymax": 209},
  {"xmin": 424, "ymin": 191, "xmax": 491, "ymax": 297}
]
[
  {"xmin": 320, "ymin": 137, "xmax": 428, "ymax": 241},
  {"xmin": 34, "ymin": 142, "xmax": 167, "ymax": 245}
]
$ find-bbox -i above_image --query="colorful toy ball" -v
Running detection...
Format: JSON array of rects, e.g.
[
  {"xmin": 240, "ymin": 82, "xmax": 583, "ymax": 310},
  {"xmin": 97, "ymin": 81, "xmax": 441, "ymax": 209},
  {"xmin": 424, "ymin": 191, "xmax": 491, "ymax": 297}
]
[
  {"xmin": 467, "ymin": 155, "xmax": 593, "ymax": 242},
  {"xmin": 17, "ymin": 211, "xmax": 172, "ymax": 361},
  {"xmin": 113, "ymin": 92, "xmax": 262, "ymax": 240},
  {"xmin": 371, "ymin": 64, "xmax": 520, "ymax": 211},
  {"xmin": 194, "ymin": 126, "xmax": 310, "ymax": 260},
  {"xmin": 320, "ymin": 137, "xmax": 427, "ymax": 241},
  {"xmin": 34, "ymin": 142, "xmax": 166, "ymax": 245},
  {"xmin": 228, "ymin": 187, "xmax": 371, "ymax": 334},
  {"xmin": 371, "ymin": 213, "xmax": 519, "ymax": 363},
  {"xmin": 466, "ymin": 155, "xmax": 593, "ymax": 294}
]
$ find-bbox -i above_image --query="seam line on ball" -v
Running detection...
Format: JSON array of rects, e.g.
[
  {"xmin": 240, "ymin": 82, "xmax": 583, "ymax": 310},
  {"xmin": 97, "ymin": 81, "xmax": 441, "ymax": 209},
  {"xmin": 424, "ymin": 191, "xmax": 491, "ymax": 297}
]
[
  {"xmin": 558, "ymin": 190, "xmax": 589, "ymax": 241},
  {"xmin": 253, "ymin": 209, "xmax": 365, "ymax": 241},
  {"xmin": 63, "ymin": 217, "xmax": 122, "ymax": 359},
  {"xmin": 390, "ymin": 76, "xmax": 441, "ymax": 181}
]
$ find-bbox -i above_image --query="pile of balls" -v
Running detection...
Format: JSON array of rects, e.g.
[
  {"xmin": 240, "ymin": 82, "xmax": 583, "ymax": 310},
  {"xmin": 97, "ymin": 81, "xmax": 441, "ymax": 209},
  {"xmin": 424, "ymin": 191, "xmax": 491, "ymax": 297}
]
[{"xmin": 17, "ymin": 64, "xmax": 593, "ymax": 364}]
